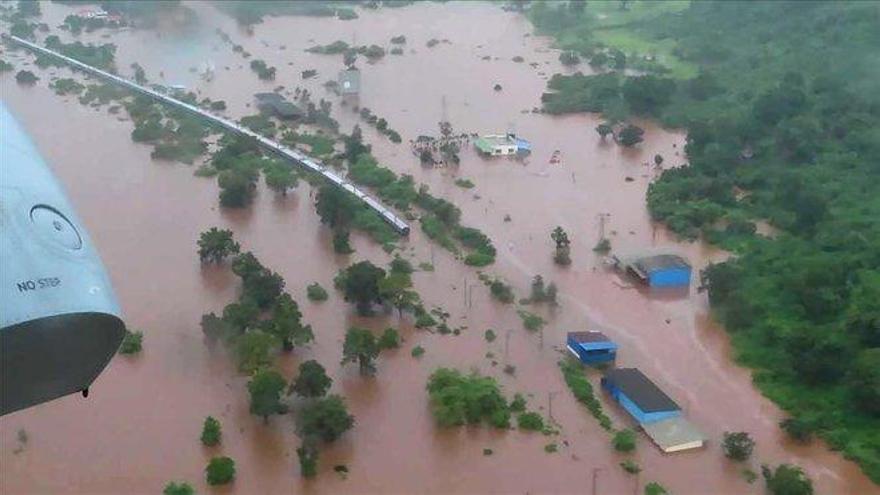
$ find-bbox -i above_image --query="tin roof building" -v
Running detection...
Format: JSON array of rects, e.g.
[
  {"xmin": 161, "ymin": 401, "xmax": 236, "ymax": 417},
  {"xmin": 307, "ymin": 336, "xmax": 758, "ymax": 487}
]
[
  {"xmin": 601, "ymin": 368, "xmax": 681, "ymax": 425},
  {"xmin": 566, "ymin": 331, "xmax": 618, "ymax": 364}
]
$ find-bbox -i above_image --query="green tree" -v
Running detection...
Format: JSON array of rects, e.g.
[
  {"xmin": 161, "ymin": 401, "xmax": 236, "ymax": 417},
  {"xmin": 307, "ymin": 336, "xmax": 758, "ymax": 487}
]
[
  {"xmin": 290, "ymin": 360, "xmax": 332, "ymax": 398},
  {"xmin": 234, "ymin": 330, "xmax": 278, "ymax": 373},
  {"xmin": 559, "ymin": 51, "xmax": 580, "ymax": 66},
  {"xmin": 205, "ymin": 456, "xmax": 235, "ymax": 485},
  {"xmin": 197, "ymin": 227, "xmax": 239, "ymax": 263},
  {"xmin": 596, "ymin": 122, "xmax": 613, "ymax": 139},
  {"xmin": 342, "ymin": 327, "xmax": 379, "ymax": 375},
  {"xmin": 18, "ymin": 0, "xmax": 40, "ymax": 17},
  {"xmin": 248, "ymin": 368, "xmax": 287, "ymax": 422},
  {"xmin": 201, "ymin": 416, "xmax": 221, "ymax": 446},
  {"xmin": 762, "ymin": 464, "xmax": 813, "ymax": 495},
  {"xmin": 850, "ymin": 348, "xmax": 880, "ymax": 416},
  {"xmin": 163, "ymin": 482, "xmax": 194, "ymax": 495},
  {"xmin": 201, "ymin": 312, "xmax": 234, "ymax": 343},
  {"xmin": 622, "ymin": 75, "xmax": 676, "ymax": 116},
  {"xmin": 218, "ymin": 168, "xmax": 256, "ymax": 208},
  {"xmin": 264, "ymin": 163, "xmax": 297, "ymax": 196},
  {"xmin": 315, "ymin": 184, "xmax": 358, "ymax": 229},
  {"xmin": 617, "ymin": 124, "xmax": 644, "ymax": 146},
  {"xmin": 378, "ymin": 272, "xmax": 420, "ymax": 316},
  {"xmin": 336, "ymin": 261, "xmax": 386, "ymax": 315},
  {"xmin": 265, "ymin": 293, "xmax": 313, "ymax": 351},
  {"xmin": 332, "ymin": 229, "xmax": 354, "ymax": 254},
  {"xmin": 297, "ymin": 395, "xmax": 354, "ymax": 442},
  {"xmin": 222, "ymin": 299, "xmax": 259, "ymax": 333},
  {"xmin": 530, "ymin": 275, "xmax": 546, "ymax": 302},
  {"xmin": 722, "ymin": 431, "xmax": 755, "ymax": 461},
  {"xmin": 517, "ymin": 412, "xmax": 545, "ymax": 431}
]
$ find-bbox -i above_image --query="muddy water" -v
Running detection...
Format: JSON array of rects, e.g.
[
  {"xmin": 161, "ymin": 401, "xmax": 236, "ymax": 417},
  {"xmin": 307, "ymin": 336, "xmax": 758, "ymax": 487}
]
[{"xmin": 1, "ymin": 2, "xmax": 875, "ymax": 494}]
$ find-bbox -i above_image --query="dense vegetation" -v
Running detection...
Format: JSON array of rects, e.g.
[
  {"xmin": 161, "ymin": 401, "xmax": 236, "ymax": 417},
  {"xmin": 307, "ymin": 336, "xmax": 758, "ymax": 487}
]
[{"xmin": 533, "ymin": 1, "xmax": 880, "ymax": 482}]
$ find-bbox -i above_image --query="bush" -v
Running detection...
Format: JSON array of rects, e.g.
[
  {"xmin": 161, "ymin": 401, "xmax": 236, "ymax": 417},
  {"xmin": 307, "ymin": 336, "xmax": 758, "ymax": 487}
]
[
  {"xmin": 644, "ymin": 482, "xmax": 668, "ymax": 495},
  {"xmin": 559, "ymin": 359, "xmax": 613, "ymax": 431},
  {"xmin": 163, "ymin": 482, "xmax": 194, "ymax": 495},
  {"xmin": 205, "ymin": 456, "xmax": 236, "ymax": 485},
  {"xmin": 509, "ymin": 393, "xmax": 527, "ymax": 413},
  {"xmin": 517, "ymin": 310, "xmax": 545, "ymax": 332},
  {"xmin": 544, "ymin": 443, "xmax": 559, "ymax": 453},
  {"xmin": 378, "ymin": 327, "xmax": 401, "ymax": 350},
  {"xmin": 613, "ymin": 429, "xmax": 637, "ymax": 452},
  {"xmin": 762, "ymin": 464, "xmax": 813, "ymax": 495},
  {"xmin": 489, "ymin": 279, "xmax": 515, "ymax": 304},
  {"xmin": 484, "ymin": 329, "xmax": 497, "ymax": 342},
  {"xmin": 201, "ymin": 416, "xmax": 221, "ymax": 446},
  {"xmin": 306, "ymin": 282, "xmax": 329, "ymax": 301},
  {"xmin": 118, "ymin": 329, "xmax": 143, "ymax": 355},
  {"xmin": 722, "ymin": 431, "xmax": 755, "ymax": 461},
  {"xmin": 517, "ymin": 412, "xmax": 545, "ymax": 431},
  {"xmin": 780, "ymin": 417, "xmax": 814, "ymax": 443},
  {"xmin": 620, "ymin": 459, "xmax": 641, "ymax": 474},
  {"xmin": 411, "ymin": 345, "xmax": 425, "ymax": 358}
]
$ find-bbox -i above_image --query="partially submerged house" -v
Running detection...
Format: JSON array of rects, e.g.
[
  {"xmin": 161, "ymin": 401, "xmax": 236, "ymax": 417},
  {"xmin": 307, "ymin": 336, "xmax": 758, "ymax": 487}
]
[
  {"xmin": 254, "ymin": 92, "xmax": 304, "ymax": 120},
  {"xmin": 474, "ymin": 134, "xmax": 531, "ymax": 156},
  {"xmin": 338, "ymin": 68, "xmax": 360, "ymax": 96},
  {"xmin": 601, "ymin": 368, "xmax": 681, "ymax": 424},
  {"xmin": 617, "ymin": 253, "xmax": 692, "ymax": 288},
  {"xmin": 641, "ymin": 416, "xmax": 705, "ymax": 453},
  {"xmin": 566, "ymin": 331, "xmax": 617, "ymax": 364}
]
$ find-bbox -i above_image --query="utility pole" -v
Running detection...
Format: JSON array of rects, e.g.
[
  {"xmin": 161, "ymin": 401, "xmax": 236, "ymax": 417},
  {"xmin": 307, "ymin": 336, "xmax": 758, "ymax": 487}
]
[
  {"xmin": 547, "ymin": 390, "xmax": 559, "ymax": 424},
  {"xmin": 591, "ymin": 468, "xmax": 602, "ymax": 495},
  {"xmin": 504, "ymin": 329, "xmax": 513, "ymax": 362},
  {"xmin": 597, "ymin": 212, "xmax": 611, "ymax": 240}
]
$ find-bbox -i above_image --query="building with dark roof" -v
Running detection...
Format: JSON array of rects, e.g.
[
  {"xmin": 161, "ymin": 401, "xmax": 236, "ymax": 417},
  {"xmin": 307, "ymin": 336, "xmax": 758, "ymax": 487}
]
[
  {"xmin": 254, "ymin": 93, "xmax": 304, "ymax": 120},
  {"xmin": 628, "ymin": 254, "xmax": 691, "ymax": 287},
  {"xmin": 566, "ymin": 331, "xmax": 617, "ymax": 364},
  {"xmin": 601, "ymin": 368, "xmax": 681, "ymax": 424}
]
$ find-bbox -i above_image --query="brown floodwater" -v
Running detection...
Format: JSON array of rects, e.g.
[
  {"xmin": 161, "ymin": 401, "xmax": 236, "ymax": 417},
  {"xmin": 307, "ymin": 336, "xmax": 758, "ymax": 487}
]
[{"xmin": 1, "ymin": 2, "xmax": 875, "ymax": 494}]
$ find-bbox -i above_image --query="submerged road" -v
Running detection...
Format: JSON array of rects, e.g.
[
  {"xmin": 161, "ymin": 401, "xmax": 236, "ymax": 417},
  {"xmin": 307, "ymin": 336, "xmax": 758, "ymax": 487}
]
[{"xmin": 4, "ymin": 34, "xmax": 411, "ymax": 235}]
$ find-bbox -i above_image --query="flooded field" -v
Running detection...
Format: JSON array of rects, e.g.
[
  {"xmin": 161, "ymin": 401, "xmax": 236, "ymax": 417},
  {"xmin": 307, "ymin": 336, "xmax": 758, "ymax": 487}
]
[{"xmin": 1, "ymin": 2, "xmax": 875, "ymax": 494}]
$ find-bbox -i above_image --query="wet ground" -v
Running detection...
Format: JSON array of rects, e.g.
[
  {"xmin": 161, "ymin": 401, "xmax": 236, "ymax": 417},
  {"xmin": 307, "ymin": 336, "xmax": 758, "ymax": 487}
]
[{"xmin": 1, "ymin": 2, "xmax": 875, "ymax": 494}]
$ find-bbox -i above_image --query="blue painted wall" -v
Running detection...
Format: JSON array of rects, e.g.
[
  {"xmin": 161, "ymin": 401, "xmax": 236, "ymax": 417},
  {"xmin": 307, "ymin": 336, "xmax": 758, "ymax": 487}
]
[
  {"xmin": 566, "ymin": 337, "xmax": 617, "ymax": 364},
  {"xmin": 649, "ymin": 267, "xmax": 691, "ymax": 287},
  {"xmin": 602, "ymin": 379, "xmax": 681, "ymax": 424}
]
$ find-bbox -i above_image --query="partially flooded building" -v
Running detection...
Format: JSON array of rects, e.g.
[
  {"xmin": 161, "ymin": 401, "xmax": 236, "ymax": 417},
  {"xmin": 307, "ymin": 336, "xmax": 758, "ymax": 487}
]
[
  {"xmin": 338, "ymin": 68, "xmax": 361, "ymax": 96},
  {"xmin": 566, "ymin": 331, "xmax": 617, "ymax": 364},
  {"xmin": 614, "ymin": 253, "xmax": 692, "ymax": 288},
  {"xmin": 254, "ymin": 92, "xmax": 304, "ymax": 120},
  {"xmin": 474, "ymin": 134, "xmax": 531, "ymax": 156}
]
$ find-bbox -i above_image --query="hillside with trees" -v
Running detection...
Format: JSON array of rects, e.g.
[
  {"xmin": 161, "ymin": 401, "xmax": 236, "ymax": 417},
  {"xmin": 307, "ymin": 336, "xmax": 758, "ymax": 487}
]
[{"xmin": 532, "ymin": 0, "xmax": 879, "ymax": 483}]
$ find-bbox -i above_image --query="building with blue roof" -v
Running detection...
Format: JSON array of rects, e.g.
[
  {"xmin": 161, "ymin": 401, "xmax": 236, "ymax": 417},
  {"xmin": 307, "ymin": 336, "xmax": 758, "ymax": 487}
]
[{"xmin": 566, "ymin": 331, "xmax": 617, "ymax": 364}]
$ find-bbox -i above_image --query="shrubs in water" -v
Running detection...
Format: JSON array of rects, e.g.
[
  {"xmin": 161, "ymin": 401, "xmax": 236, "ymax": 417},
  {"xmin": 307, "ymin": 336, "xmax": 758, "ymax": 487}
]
[
  {"xmin": 307, "ymin": 282, "xmax": 329, "ymax": 301},
  {"xmin": 722, "ymin": 431, "xmax": 755, "ymax": 461},
  {"xmin": 427, "ymin": 368, "xmax": 511, "ymax": 428},
  {"xmin": 201, "ymin": 416, "xmax": 222, "ymax": 446},
  {"xmin": 612, "ymin": 428, "xmax": 637, "ymax": 452},
  {"xmin": 163, "ymin": 482, "xmax": 195, "ymax": 495},
  {"xmin": 198, "ymin": 227, "xmax": 240, "ymax": 263},
  {"xmin": 118, "ymin": 329, "xmax": 143, "ymax": 354},
  {"xmin": 249, "ymin": 59, "xmax": 276, "ymax": 80},
  {"xmin": 378, "ymin": 327, "xmax": 401, "ymax": 350},
  {"xmin": 15, "ymin": 70, "xmax": 38, "ymax": 85},
  {"xmin": 484, "ymin": 329, "xmax": 497, "ymax": 342},
  {"xmin": 206, "ymin": 456, "xmax": 235, "ymax": 485},
  {"xmin": 620, "ymin": 459, "xmax": 641, "ymax": 474},
  {"xmin": 559, "ymin": 359, "xmax": 613, "ymax": 431},
  {"xmin": 411, "ymin": 345, "xmax": 425, "ymax": 358},
  {"xmin": 517, "ymin": 412, "xmax": 545, "ymax": 431},
  {"xmin": 762, "ymin": 464, "xmax": 814, "ymax": 495},
  {"xmin": 517, "ymin": 310, "xmax": 545, "ymax": 332}
]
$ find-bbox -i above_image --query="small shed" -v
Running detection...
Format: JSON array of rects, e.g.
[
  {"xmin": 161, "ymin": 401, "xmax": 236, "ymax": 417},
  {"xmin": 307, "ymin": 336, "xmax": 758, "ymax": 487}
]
[
  {"xmin": 641, "ymin": 416, "xmax": 705, "ymax": 453},
  {"xmin": 601, "ymin": 368, "xmax": 681, "ymax": 424},
  {"xmin": 566, "ymin": 331, "xmax": 617, "ymax": 364},
  {"xmin": 338, "ymin": 68, "xmax": 361, "ymax": 95},
  {"xmin": 628, "ymin": 254, "xmax": 691, "ymax": 287}
]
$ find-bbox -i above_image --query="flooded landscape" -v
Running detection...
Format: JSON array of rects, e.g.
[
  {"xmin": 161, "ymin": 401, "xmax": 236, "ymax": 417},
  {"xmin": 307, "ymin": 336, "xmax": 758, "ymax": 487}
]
[{"xmin": 1, "ymin": 2, "xmax": 877, "ymax": 494}]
